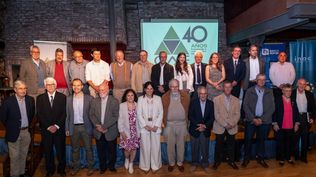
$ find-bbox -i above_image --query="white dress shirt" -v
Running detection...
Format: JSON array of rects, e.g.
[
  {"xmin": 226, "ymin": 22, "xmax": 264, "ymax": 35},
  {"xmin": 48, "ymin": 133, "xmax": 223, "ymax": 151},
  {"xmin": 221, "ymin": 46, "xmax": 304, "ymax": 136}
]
[
  {"xmin": 296, "ymin": 90, "xmax": 307, "ymax": 113},
  {"xmin": 269, "ymin": 62, "xmax": 296, "ymax": 87},
  {"xmin": 85, "ymin": 60, "xmax": 110, "ymax": 85},
  {"xmin": 249, "ymin": 57, "xmax": 260, "ymax": 81},
  {"xmin": 159, "ymin": 64, "xmax": 165, "ymax": 85}
]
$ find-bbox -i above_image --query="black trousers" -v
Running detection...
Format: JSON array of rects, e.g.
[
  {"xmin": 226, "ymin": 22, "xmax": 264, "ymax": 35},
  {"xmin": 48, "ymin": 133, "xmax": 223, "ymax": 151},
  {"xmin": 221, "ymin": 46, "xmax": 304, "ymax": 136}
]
[
  {"xmin": 294, "ymin": 113, "xmax": 310, "ymax": 161},
  {"xmin": 231, "ymin": 84, "xmax": 241, "ymax": 98},
  {"xmin": 96, "ymin": 134, "xmax": 117, "ymax": 171},
  {"xmin": 41, "ymin": 131, "xmax": 66, "ymax": 174},
  {"xmin": 191, "ymin": 134, "xmax": 209, "ymax": 167},
  {"xmin": 276, "ymin": 129, "xmax": 295, "ymax": 161},
  {"xmin": 215, "ymin": 130, "xmax": 235, "ymax": 163}
]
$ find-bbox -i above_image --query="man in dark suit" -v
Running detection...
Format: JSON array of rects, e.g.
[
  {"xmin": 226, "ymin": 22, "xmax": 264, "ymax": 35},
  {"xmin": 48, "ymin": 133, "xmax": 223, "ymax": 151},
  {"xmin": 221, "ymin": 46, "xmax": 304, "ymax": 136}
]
[
  {"xmin": 189, "ymin": 86, "xmax": 214, "ymax": 173},
  {"xmin": 0, "ymin": 80, "xmax": 35, "ymax": 177},
  {"xmin": 65, "ymin": 78, "xmax": 94, "ymax": 176},
  {"xmin": 19, "ymin": 45, "xmax": 47, "ymax": 99},
  {"xmin": 291, "ymin": 78, "xmax": 316, "ymax": 163},
  {"xmin": 36, "ymin": 77, "xmax": 67, "ymax": 177},
  {"xmin": 151, "ymin": 51, "xmax": 174, "ymax": 96},
  {"xmin": 89, "ymin": 84, "xmax": 119, "ymax": 174},
  {"xmin": 243, "ymin": 44, "xmax": 265, "ymax": 90},
  {"xmin": 191, "ymin": 50, "xmax": 207, "ymax": 98},
  {"xmin": 224, "ymin": 46, "xmax": 246, "ymax": 98}
]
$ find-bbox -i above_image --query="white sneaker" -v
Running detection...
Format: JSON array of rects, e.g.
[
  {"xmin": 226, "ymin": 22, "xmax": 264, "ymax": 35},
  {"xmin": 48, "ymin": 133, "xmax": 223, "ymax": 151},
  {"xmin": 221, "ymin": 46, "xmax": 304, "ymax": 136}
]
[
  {"xmin": 125, "ymin": 159, "xmax": 129, "ymax": 170},
  {"xmin": 128, "ymin": 163, "xmax": 134, "ymax": 174}
]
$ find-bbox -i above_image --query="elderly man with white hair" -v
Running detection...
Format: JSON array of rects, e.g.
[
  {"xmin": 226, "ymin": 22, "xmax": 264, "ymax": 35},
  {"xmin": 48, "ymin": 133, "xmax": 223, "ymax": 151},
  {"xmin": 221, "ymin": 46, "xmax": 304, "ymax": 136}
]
[
  {"xmin": 191, "ymin": 50, "xmax": 207, "ymax": 98},
  {"xmin": 36, "ymin": 77, "xmax": 67, "ymax": 177},
  {"xmin": 162, "ymin": 79, "xmax": 190, "ymax": 172},
  {"xmin": 0, "ymin": 80, "xmax": 35, "ymax": 177}
]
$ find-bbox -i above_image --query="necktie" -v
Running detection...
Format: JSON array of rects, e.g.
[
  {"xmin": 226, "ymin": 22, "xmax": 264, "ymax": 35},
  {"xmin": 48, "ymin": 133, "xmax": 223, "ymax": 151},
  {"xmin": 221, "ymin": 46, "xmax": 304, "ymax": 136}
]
[
  {"xmin": 50, "ymin": 96, "xmax": 54, "ymax": 107},
  {"xmin": 197, "ymin": 64, "xmax": 201, "ymax": 84},
  {"xmin": 234, "ymin": 60, "xmax": 238, "ymax": 74}
]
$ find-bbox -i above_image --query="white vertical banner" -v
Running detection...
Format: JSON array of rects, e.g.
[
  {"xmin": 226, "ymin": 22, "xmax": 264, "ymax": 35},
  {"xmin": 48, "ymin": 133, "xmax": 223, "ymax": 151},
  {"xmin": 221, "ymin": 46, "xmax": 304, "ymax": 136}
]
[{"xmin": 33, "ymin": 40, "xmax": 68, "ymax": 62}]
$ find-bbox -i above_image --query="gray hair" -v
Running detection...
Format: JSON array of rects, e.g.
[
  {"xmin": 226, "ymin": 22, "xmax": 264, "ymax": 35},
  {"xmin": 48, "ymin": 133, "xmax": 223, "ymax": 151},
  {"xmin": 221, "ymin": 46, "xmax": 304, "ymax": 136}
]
[
  {"xmin": 194, "ymin": 50, "xmax": 203, "ymax": 56},
  {"xmin": 256, "ymin": 73, "xmax": 266, "ymax": 80},
  {"xmin": 14, "ymin": 80, "xmax": 27, "ymax": 89},
  {"xmin": 168, "ymin": 79, "xmax": 179, "ymax": 88},
  {"xmin": 44, "ymin": 77, "xmax": 57, "ymax": 87},
  {"xmin": 197, "ymin": 86, "xmax": 207, "ymax": 93}
]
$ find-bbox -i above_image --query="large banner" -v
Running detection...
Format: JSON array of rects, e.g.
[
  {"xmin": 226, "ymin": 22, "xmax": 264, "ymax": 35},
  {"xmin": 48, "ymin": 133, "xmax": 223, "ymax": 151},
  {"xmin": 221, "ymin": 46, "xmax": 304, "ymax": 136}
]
[
  {"xmin": 260, "ymin": 43, "xmax": 286, "ymax": 88},
  {"xmin": 34, "ymin": 40, "xmax": 68, "ymax": 62},
  {"xmin": 141, "ymin": 19, "xmax": 218, "ymax": 65},
  {"xmin": 289, "ymin": 40, "xmax": 316, "ymax": 95}
]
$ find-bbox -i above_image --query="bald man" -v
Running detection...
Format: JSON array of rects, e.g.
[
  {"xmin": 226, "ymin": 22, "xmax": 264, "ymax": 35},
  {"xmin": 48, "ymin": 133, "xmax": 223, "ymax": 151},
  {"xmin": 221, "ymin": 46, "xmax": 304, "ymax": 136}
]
[
  {"xmin": 110, "ymin": 50, "xmax": 133, "ymax": 102},
  {"xmin": 69, "ymin": 50, "xmax": 90, "ymax": 94}
]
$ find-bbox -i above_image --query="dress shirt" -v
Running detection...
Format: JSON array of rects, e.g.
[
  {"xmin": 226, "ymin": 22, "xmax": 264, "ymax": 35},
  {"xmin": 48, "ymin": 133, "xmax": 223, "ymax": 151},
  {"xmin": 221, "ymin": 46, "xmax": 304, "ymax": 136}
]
[
  {"xmin": 200, "ymin": 100, "xmax": 206, "ymax": 117},
  {"xmin": 69, "ymin": 60, "xmax": 88, "ymax": 83},
  {"xmin": 249, "ymin": 57, "xmax": 260, "ymax": 81},
  {"xmin": 159, "ymin": 63, "xmax": 165, "ymax": 85},
  {"xmin": 269, "ymin": 62, "xmax": 296, "ymax": 87},
  {"xmin": 15, "ymin": 95, "xmax": 29, "ymax": 128},
  {"xmin": 296, "ymin": 90, "xmax": 307, "ymax": 113},
  {"xmin": 85, "ymin": 60, "xmax": 110, "ymax": 86},
  {"xmin": 255, "ymin": 86, "xmax": 264, "ymax": 117},
  {"xmin": 73, "ymin": 94, "xmax": 84, "ymax": 124},
  {"xmin": 101, "ymin": 95, "xmax": 108, "ymax": 125}
]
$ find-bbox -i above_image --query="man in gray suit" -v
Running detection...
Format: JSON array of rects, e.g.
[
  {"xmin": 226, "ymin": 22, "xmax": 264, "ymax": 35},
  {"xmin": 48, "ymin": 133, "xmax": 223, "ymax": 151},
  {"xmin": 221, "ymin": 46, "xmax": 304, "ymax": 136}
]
[
  {"xmin": 46, "ymin": 48, "xmax": 71, "ymax": 95},
  {"xmin": 65, "ymin": 78, "xmax": 94, "ymax": 176},
  {"xmin": 89, "ymin": 84, "xmax": 119, "ymax": 174},
  {"xmin": 243, "ymin": 44, "xmax": 265, "ymax": 90},
  {"xmin": 19, "ymin": 45, "xmax": 47, "ymax": 98},
  {"xmin": 242, "ymin": 74, "xmax": 275, "ymax": 168}
]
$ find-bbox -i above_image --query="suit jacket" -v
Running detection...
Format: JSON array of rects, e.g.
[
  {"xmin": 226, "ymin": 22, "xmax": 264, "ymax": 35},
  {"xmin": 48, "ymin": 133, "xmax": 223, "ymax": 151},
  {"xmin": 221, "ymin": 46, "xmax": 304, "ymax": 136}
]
[
  {"xmin": 151, "ymin": 63, "xmax": 174, "ymax": 96},
  {"xmin": 19, "ymin": 59, "xmax": 47, "ymax": 94},
  {"xmin": 188, "ymin": 98, "xmax": 214, "ymax": 138},
  {"xmin": 212, "ymin": 94, "xmax": 240, "ymax": 135},
  {"xmin": 243, "ymin": 86, "xmax": 275, "ymax": 124},
  {"xmin": 89, "ymin": 95, "xmax": 119, "ymax": 141},
  {"xmin": 224, "ymin": 58, "xmax": 246, "ymax": 84},
  {"xmin": 291, "ymin": 89, "xmax": 316, "ymax": 118},
  {"xmin": 243, "ymin": 58, "xmax": 265, "ymax": 89},
  {"xmin": 137, "ymin": 95, "xmax": 163, "ymax": 134},
  {"xmin": 118, "ymin": 102, "xmax": 140, "ymax": 138},
  {"xmin": 0, "ymin": 95, "xmax": 35, "ymax": 142},
  {"xmin": 273, "ymin": 96, "xmax": 299, "ymax": 128},
  {"xmin": 191, "ymin": 63, "xmax": 207, "ymax": 88},
  {"xmin": 65, "ymin": 94, "xmax": 93, "ymax": 136},
  {"xmin": 36, "ymin": 91, "xmax": 67, "ymax": 135},
  {"xmin": 46, "ymin": 60, "xmax": 71, "ymax": 92}
]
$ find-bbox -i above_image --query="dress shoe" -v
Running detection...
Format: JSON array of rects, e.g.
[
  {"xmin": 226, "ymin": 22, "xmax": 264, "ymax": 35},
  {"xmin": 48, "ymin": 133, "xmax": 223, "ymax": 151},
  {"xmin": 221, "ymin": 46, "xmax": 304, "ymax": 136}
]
[
  {"xmin": 212, "ymin": 162, "xmax": 221, "ymax": 170},
  {"xmin": 279, "ymin": 161, "xmax": 285, "ymax": 166},
  {"xmin": 59, "ymin": 172, "xmax": 66, "ymax": 177},
  {"xmin": 100, "ymin": 170, "xmax": 106, "ymax": 174},
  {"xmin": 109, "ymin": 168, "xmax": 117, "ymax": 172},
  {"xmin": 241, "ymin": 160, "xmax": 249, "ymax": 167},
  {"xmin": 288, "ymin": 160, "xmax": 295, "ymax": 165},
  {"xmin": 71, "ymin": 169, "xmax": 79, "ymax": 176},
  {"xmin": 45, "ymin": 173, "xmax": 52, "ymax": 177},
  {"xmin": 228, "ymin": 162, "xmax": 239, "ymax": 170},
  {"xmin": 190, "ymin": 165, "xmax": 197, "ymax": 172},
  {"xmin": 257, "ymin": 159, "xmax": 269, "ymax": 168},
  {"xmin": 177, "ymin": 165, "xmax": 184, "ymax": 172},
  {"xmin": 301, "ymin": 159, "xmax": 308, "ymax": 163},
  {"xmin": 168, "ymin": 165, "xmax": 175, "ymax": 172},
  {"xmin": 87, "ymin": 169, "xmax": 94, "ymax": 176}
]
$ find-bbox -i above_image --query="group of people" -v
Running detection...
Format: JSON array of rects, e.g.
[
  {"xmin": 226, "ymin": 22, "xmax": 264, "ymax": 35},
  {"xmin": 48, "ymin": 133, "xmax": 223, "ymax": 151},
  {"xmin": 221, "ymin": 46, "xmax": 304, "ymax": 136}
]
[{"xmin": 0, "ymin": 44, "xmax": 315, "ymax": 177}]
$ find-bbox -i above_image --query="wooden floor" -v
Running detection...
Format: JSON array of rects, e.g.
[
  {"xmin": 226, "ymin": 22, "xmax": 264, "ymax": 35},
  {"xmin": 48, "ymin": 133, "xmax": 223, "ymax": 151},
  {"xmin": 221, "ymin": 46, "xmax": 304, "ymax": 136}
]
[{"xmin": 34, "ymin": 150, "xmax": 316, "ymax": 177}]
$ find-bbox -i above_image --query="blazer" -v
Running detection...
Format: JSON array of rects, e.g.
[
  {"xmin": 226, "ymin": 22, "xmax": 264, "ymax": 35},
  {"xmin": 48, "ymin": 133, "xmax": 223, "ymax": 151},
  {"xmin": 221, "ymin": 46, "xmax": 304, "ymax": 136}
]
[
  {"xmin": 291, "ymin": 89, "xmax": 316, "ymax": 118},
  {"xmin": 273, "ymin": 96, "xmax": 299, "ymax": 128},
  {"xmin": 36, "ymin": 91, "xmax": 67, "ymax": 135},
  {"xmin": 0, "ymin": 95, "xmax": 35, "ymax": 142},
  {"xmin": 212, "ymin": 94, "xmax": 240, "ymax": 135},
  {"xmin": 161, "ymin": 90, "xmax": 190, "ymax": 126},
  {"xmin": 118, "ymin": 102, "xmax": 140, "ymax": 138},
  {"xmin": 191, "ymin": 63, "xmax": 207, "ymax": 87},
  {"xmin": 243, "ymin": 58, "xmax": 265, "ymax": 89},
  {"xmin": 19, "ymin": 59, "xmax": 47, "ymax": 94},
  {"xmin": 174, "ymin": 65, "xmax": 194, "ymax": 92},
  {"xmin": 131, "ymin": 61, "xmax": 153, "ymax": 93},
  {"xmin": 137, "ymin": 95, "xmax": 163, "ymax": 134},
  {"xmin": 89, "ymin": 95, "xmax": 119, "ymax": 141},
  {"xmin": 243, "ymin": 86, "xmax": 275, "ymax": 124},
  {"xmin": 46, "ymin": 60, "xmax": 71, "ymax": 92},
  {"xmin": 65, "ymin": 94, "xmax": 93, "ymax": 136},
  {"xmin": 223, "ymin": 58, "xmax": 246, "ymax": 84},
  {"xmin": 151, "ymin": 63, "xmax": 174, "ymax": 95},
  {"xmin": 188, "ymin": 98, "xmax": 214, "ymax": 138}
]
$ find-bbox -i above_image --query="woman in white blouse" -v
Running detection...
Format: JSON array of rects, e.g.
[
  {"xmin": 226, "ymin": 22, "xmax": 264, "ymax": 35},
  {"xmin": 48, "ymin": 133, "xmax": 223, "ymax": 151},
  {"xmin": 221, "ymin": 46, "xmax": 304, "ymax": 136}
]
[
  {"xmin": 174, "ymin": 52, "xmax": 194, "ymax": 93},
  {"xmin": 137, "ymin": 81, "xmax": 163, "ymax": 173}
]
